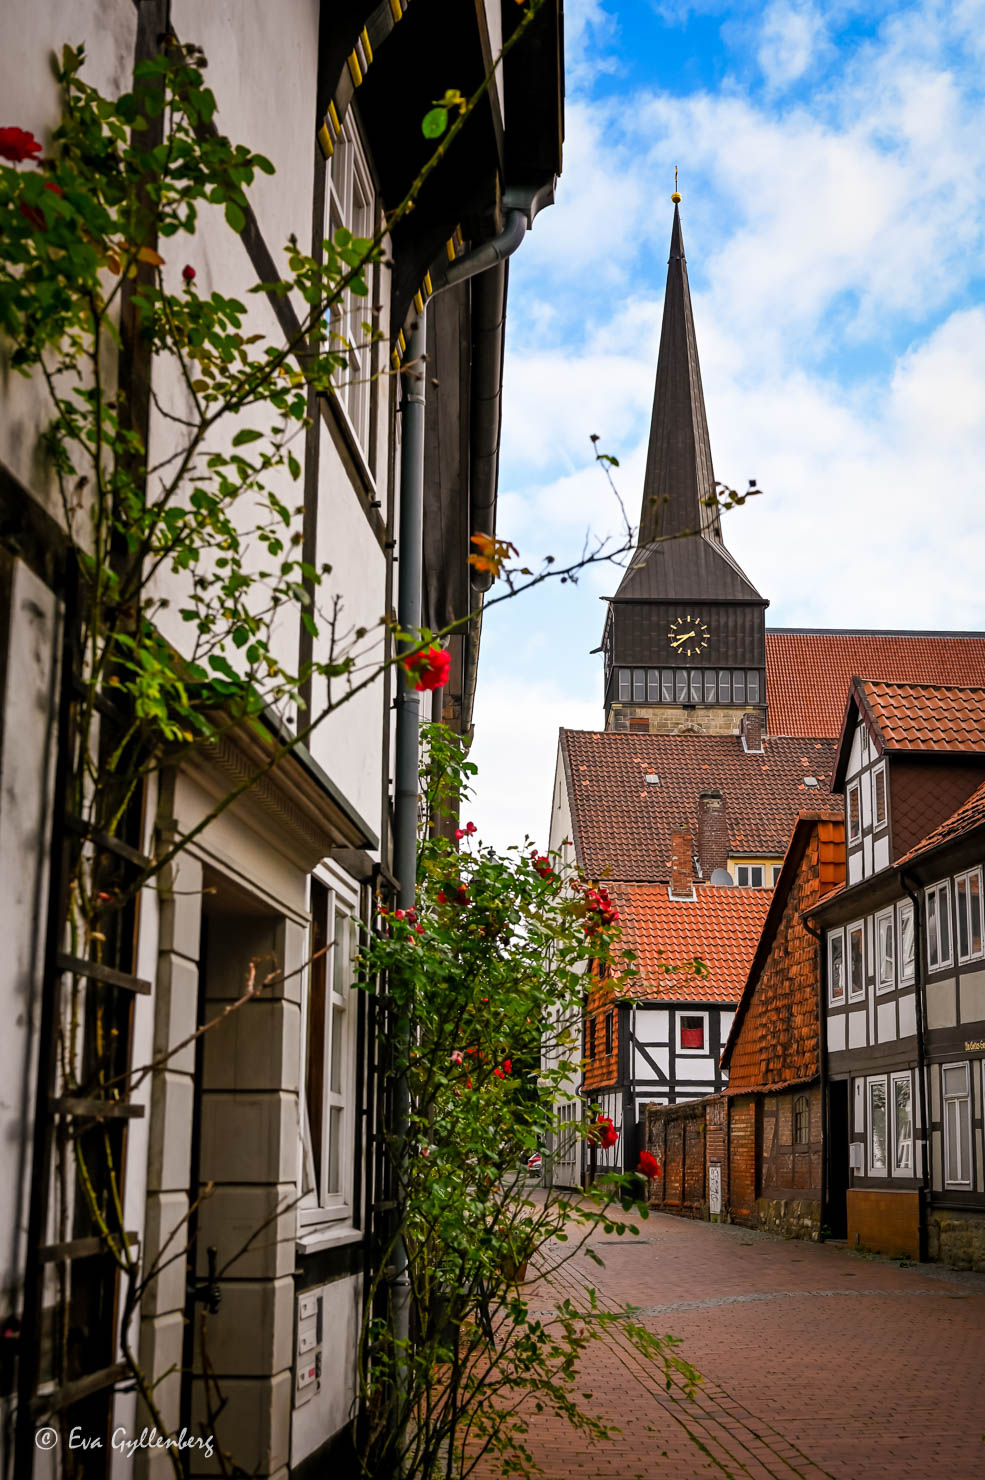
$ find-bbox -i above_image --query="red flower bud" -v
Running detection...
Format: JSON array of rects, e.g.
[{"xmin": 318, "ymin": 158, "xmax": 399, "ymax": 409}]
[
  {"xmin": 182, "ymin": 263, "xmax": 196, "ymax": 282},
  {"xmin": 437, "ymin": 891, "xmax": 447, "ymax": 904}
]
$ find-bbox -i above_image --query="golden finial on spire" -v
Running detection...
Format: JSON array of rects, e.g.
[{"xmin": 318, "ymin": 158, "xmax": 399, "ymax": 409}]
[{"xmin": 671, "ymin": 165, "xmax": 681, "ymax": 204}]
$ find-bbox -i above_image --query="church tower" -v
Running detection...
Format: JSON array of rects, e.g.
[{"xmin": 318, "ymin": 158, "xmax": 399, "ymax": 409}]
[{"xmin": 603, "ymin": 199, "xmax": 769, "ymax": 737}]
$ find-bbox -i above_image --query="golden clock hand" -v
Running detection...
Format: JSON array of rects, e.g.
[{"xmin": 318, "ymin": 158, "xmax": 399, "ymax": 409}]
[{"xmin": 671, "ymin": 631, "xmax": 695, "ymax": 648}]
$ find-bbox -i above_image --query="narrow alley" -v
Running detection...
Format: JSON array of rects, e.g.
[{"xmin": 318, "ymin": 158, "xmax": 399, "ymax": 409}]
[{"xmin": 520, "ymin": 1212, "xmax": 985, "ymax": 1480}]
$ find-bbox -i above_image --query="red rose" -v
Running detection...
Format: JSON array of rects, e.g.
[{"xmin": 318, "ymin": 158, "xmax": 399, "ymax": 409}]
[
  {"xmin": 0, "ymin": 127, "xmax": 43, "ymax": 163},
  {"xmin": 592, "ymin": 1115, "xmax": 618, "ymax": 1150},
  {"xmin": 182, "ymin": 264, "xmax": 196, "ymax": 282},
  {"xmin": 436, "ymin": 891, "xmax": 447, "ymax": 904},
  {"xmin": 502, "ymin": 1058, "xmax": 511, "ymax": 1074},
  {"xmin": 402, "ymin": 645, "xmax": 451, "ymax": 692},
  {"xmin": 638, "ymin": 1150, "xmax": 661, "ymax": 1179},
  {"xmin": 494, "ymin": 1067, "xmax": 504, "ymax": 1078}
]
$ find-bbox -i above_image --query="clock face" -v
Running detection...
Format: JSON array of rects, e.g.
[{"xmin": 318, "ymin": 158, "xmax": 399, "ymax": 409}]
[{"xmin": 668, "ymin": 613, "xmax": 710, "ymax": 657}]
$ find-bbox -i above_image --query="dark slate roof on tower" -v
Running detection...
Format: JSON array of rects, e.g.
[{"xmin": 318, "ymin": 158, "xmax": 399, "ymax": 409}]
[
  {"xmin": 639, "ymin": 203, "xmax": 720, "ymax": 548},
  {"xmin": 612, "ymin": 203, "xmax": 764, "ymax": 608}
]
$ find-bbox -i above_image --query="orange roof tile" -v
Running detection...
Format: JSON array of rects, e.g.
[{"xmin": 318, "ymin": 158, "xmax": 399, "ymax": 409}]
[
  {"xmin": 561, "ymin": 730, "xmax": 835, "ymax": 883},
  {"xmin": 766, "ymin": 631, "xmax": 985, "ymax": 738},
  {"xmin": 610, "ymin": 883, "xmax": 773, "ymax": 1005},
  {"xmin": 858, "ymin": 680, "xmax": 985, "ymax": 753},
  {"xmin": 895, "ymin": 776, "xmax": 985, "ymax": 866}
]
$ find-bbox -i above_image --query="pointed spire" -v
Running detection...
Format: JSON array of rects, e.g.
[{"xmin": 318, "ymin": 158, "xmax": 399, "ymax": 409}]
[{"xmin": 637, "ymin": 201, "xmax": 722, "ymax": 548}]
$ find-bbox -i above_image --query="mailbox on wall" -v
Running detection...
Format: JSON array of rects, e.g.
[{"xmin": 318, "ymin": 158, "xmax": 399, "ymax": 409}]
[{"xmin": 295, "ymin": 1290, "xmax": 323, "ymax": 1406}]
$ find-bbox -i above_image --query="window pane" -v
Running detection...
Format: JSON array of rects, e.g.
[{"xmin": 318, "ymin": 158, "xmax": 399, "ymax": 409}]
[
  {"xmin": 899, "ymin": 906, "xmax": 914, "ymax": 980},
  {"xmin": 661, "ymin": 670, "xmax": 674, "ymax": 702},
  {"xmin": 618, "ymin": 670, "xmax": 631, "ymax": 701},
  {"xmin": 927, "ymin": 891, "xmax": 939, "ymax": 967},
  {"xmin": 647, "ymin": 669, "xmax": 660, "ymax": 701},
  {"xmin": 326, "ymin": 1104, "xmax": 343, "ymax": 1194},
  {"xmin": 848, "ymin": 786, "xmax": 860, "ymax": 841},
  {"xmin": 330, "ymin": 1004, "xmax": 345, "ymax": 1094},
  {"xmin": 704, "ymin": 671, "xmax": 717, "ymax": 702},
  {"xmin": 633, "ymin": 669, "xmax": 645, "ymax": 701},
  {"xmin": 829, "ymin": 934, "xmax": 845, "ymax": 1001},
  {"xmin": 869, "ymin": 1080, "xmax": 887, "ymax": 1170},
  {"xmin": 746, "ymin": 671, "xmax": 760, "ymax": 703},
  {"xmin": 893, "ymin": 1078, "xmax": 912, "ymax": 1170},
  {"xmin": 874, "ymin": 768, "xmax": 887, "ymax": 826},
  {"xmin": 751, "ymin": 866, "xmax": 764, "ymax": 888},
  {"xmin": 849, "ymin": 926, "xmax": 864, "ymax": 996},
  {"xmin": 733, "ymin": 671, "xmax": 746, "ymax": 703},
  {"xmin": 306, "ymin": 880, "xmax": 329, "ymax": 1196},
  {"xmin": 718, "ymin": 670, "xmax": 731, "ymax": 703},
  {"xmin": 972, "ymin": 873, "xmax": 983, "ymax": 955},
  {"xmin": 878, "ymin": 914, "xmax": 894, "ymax": 988},
  {"xmin": 675, "ymin": 671, "xmax": 688, "ymax": 702},
  {"xmin": 737, "ymin": 866, "xmax": 749, "ymax": 886},
  {"xmin": 680, "ymin": 1016, "xmax": 704, "ymax": 1049},
  {"xmin": 690, "ymin": 671, "xmax": 702, "ymax": 703},
  {"xmin": 939, "ymin": 888, "xmax": 950, "ymax": 961},
  {"xmin": 943, "ymin": 1063, "xmax": 969, "ymax": 1097}
]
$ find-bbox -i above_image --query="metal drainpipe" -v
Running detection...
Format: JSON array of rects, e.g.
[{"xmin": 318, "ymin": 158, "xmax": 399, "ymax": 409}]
[
  {"xmin": 803, "ymin": 913, "xmax": 828, "ymax": 1240},
  {"xmin": 390, "ymin": 205, "xmax": 529, "ymax": 1376},
  {"xmin": 901, "ymin": 870, "xmax": 931, "ymax": 1262}
]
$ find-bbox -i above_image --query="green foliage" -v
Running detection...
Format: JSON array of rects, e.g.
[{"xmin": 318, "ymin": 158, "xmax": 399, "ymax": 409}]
[{"xmin": 355, "ymin": 727, "xmax": 699, "ymax": 1478}]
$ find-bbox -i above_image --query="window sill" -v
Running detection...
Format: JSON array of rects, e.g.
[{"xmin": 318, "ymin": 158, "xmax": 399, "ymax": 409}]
[{"xmin": 296, "ymin": 1222, "xmax": 364, "ymax": 1255}]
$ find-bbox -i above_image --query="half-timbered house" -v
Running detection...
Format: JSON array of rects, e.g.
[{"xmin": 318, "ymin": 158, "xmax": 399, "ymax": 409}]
[
  {"xmin": 812, "ymin": 680, "xmax": 985, "ymax": 1267},
  {"xmin": 544, "ymin": 194, "xmax": 985, "ymax": 1192},
  {"xmin": 0, "ymin": 3, "xmax": 563, "ymax": 1474}
]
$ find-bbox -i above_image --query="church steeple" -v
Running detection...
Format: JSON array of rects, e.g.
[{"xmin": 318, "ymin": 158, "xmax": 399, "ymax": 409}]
[
  {"xmin": 638, "ymin": 202, "xmax": 721, "ymax": 546},
  {"xmin": 600, "ymin": 193, "xmax": 768, "ymax": 738}
]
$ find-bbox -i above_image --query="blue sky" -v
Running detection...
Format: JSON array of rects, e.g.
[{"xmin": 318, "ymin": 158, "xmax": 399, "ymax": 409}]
[{"xmin": 467, "ymin": 0, "xmax": 985, "ymax": 851}]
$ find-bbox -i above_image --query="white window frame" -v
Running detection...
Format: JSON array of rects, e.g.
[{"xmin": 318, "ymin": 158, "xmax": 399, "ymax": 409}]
[
  {"xmin": 771, "ymin": 864, "xmax": 782, "ymax": 887},
  {"xmin": 847, "ymin": 780, "xmax": 861, "ymax": 843},
  {"xmin": 955, "ymin": 867, "xmax": 984, "ymax": 965},
  {"xmin": 867, "ymin": 1075, "xmax": 888, "ymax": 1177},
  {"xmin": 847, "ymin": 921, "xmax": 865, "ymax": 1002},
  {"xmin": 736, "ymin": 864, "xmax": 765, "ymax": 888},
  {"xmin": 897, "ymin": 900, "xmax": 915, "ymax": 986},
  {"xmin": 827, "ymin": 928, "xmax": 846, "ymax": 1005},
  {"xmin": 871, "ymin": 762, "xmax": 888, "ymax": 831},
  {"xmin": 299, "ymin": 877, "xmax": 360, "ymax": 1231},
  {"xmin": 891, "ymin": 1071, "xmax": 913, "ymax": 1176},
  {"xmin": 327, "ymin": 114, "xmax": 376, "ymax": 469},
  {"xmin": 925, "ymin": 880, "xmax": 953, "ymax": 971},
  {"xmin": 677, "ymin": 1010, "xmax": 709, "ymax": 1055},
  {"xmin": 942, "ymin": 1062, "xmax": 972, "ymax": 1188},
  {"xmin": 875, "ymin": 908, "xmax": 895, "ymax": 994}
]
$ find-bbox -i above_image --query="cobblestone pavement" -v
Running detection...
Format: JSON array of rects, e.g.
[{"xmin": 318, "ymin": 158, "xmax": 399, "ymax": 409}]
[{"xmin": 494, "ymin": 1209, "xmax": 985, "ymax": 1480}]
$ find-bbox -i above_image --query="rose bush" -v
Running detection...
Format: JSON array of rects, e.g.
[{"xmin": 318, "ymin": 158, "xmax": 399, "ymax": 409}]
[{"xmin": 355, "ymin": 725, "xmax": 699, "ymax": 1479}]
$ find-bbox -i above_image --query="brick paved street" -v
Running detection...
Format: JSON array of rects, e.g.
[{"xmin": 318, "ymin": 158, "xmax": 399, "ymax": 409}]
[{"xmin": 502, "ymin": 1209, "xmax": 985, "ymax": 1480}]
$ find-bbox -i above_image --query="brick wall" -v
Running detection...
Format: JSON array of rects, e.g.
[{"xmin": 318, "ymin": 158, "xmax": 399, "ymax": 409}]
[
  {"xmin": 609, "ymin": 704, "xmax": 763, "ymax": 737},
  {"xmin": 644, "ymin": 1100, "xmax": 707, "ymax": 1218}
]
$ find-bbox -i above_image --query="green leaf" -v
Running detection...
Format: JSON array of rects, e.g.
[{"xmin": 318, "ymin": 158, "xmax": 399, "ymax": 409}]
[
  {"xmin": 224, "ymin": 200, "xmax": 246, "ymax": 233},
  {"xmin": 421, "ymin": 107, "xmax": 449, "ymax": 139},
  {"xmin": 287, "ymin": 452, "xmax": 301, "ymax": 481},
  {"xmin": 231, "ymin": 427, "xmax": 263, "ymax": 446}
]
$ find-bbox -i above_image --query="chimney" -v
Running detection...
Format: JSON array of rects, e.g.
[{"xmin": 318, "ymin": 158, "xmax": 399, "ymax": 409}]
[
  {"xmin": 741, "ymin": 711, "xmax": 763, "ymax": 754},
  {"xmin": 697, "ymin": 790, "xmax": 727, "ymax": 879},
  {"xmin": 669, "ymin": 828, "xmax": 695, "ymax": 899}
]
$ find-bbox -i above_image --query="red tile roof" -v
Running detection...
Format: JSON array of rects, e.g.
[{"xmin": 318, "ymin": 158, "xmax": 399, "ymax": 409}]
[
  {"xmin": 858, "ymin": 680, "xmax": 985, "ymax": 754},
  {"xmin": 561, "ymin": 729, "xmax": 835, "ymax": 883},
  {"xmin": 766, "ymin": 631, "xmax": 985, "ymax": 738},
  {"xmin": 610, "ymin": 883, "xmax": 773, "ymax": 1004},
  {"xmin": 895, "ymin": 776, "xmax": 985, "ymax": 866},
  {"xmin": 722, "ymin": 813, "xmax": 844, "ymax": 1091}
]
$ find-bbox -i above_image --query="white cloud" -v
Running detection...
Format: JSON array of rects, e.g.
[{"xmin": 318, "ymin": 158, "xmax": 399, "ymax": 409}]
[
  {"xmin": 471, "ymin": 0, "xmax": 985, "ymax": 841},
  {"xmin": 757, "ymin": 1, "xmax": 827, "ymax": 89}
]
